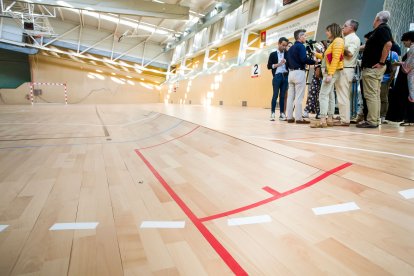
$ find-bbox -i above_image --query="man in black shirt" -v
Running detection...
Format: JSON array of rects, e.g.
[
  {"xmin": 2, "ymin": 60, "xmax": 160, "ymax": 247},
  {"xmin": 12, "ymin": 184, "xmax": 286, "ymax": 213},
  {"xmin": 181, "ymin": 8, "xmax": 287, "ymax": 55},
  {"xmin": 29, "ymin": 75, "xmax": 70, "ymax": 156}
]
[
  {"xmin": 358, "ymin": 11, "xmax": 393, "ymax": 128},
  {"xmin": 267, "ymin": 37, "xmax": 289, "ymax": 121}
]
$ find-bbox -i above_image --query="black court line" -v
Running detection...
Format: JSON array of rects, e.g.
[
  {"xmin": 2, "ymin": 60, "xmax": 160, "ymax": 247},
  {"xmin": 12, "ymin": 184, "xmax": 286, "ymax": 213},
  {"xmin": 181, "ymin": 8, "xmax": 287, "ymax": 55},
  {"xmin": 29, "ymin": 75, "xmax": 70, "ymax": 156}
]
[{"xmin": 95, "ymin": 106, "xmax": 110, "ymax": 137}]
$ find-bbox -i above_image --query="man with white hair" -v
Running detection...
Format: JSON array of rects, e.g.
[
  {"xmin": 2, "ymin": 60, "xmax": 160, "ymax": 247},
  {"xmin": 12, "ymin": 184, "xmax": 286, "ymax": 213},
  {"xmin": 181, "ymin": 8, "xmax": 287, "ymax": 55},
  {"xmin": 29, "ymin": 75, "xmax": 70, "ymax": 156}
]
[
  {"xmin": 335, "ymin": 19, "xmax": 361, "ymax": 126},
  {"xmin": 357, "ymin": 11, "xmax": 393, "ymax": 128}
]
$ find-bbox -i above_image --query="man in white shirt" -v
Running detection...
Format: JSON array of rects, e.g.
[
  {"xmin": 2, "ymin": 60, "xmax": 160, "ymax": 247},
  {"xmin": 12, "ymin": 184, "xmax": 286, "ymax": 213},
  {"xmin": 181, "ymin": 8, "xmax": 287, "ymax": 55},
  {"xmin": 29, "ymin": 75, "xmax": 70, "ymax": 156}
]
[
  {"xmin": 335, "ymin": 19, "xmax": 361, "ymax": 126},
  {"xmin": 267, "ymin": 37, "xmax": 289, "ymax": 121}
]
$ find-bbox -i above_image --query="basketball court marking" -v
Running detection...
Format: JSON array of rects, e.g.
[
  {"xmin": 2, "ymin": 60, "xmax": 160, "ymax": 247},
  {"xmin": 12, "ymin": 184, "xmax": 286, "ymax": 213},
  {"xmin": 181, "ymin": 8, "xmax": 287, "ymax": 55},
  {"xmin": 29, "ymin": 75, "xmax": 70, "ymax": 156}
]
[
  {"xmin": 0, "ymin": 225, "xmax": 9, "ymax": 232},
  {"xmin": 312, "ymin": 202, "xmax": 360, "ymax": 215},
  {"xmin": 0, "ymin": 119, "xmax": 187, "ymax": 150},
  {"xmin": 246, "ymin": 136, "xmax": 414, "ymax": 160},
  {"xmin": 136, "ymin": 131, "xmax": 351, "ymax": 276},
  {"xmin": 199, "ymin": 162, "xmax": 352, "ymax": 222},
  {"xmin": 257, "ymin": 124, "xmax": 414, "ymax": 141},
  {"xmin": 137, "ymin": 126, "xmax": 200, "ymax": 150},
  {"xmin": 399, "ymin": 189, "xmax": 414, "ymax": 199},
  {"xmin": 49, "ymin": 222, "xmax": 99, "ymax": 231},
  {"xmin": 0, "ymin": 112, "xmax": 160, "ymax": 127},
  {"xmin": 135, "ymin": 149, "xmax": 248, "ymax": 275}
]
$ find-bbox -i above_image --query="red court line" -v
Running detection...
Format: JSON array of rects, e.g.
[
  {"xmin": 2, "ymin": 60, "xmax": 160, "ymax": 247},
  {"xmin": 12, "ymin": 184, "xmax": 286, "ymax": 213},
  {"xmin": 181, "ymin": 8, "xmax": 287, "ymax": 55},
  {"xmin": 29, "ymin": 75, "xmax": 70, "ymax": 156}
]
[
  {"xmin": 135, "ymin": 150, "xmax": 248, "ymax": 276},
  {"xmin": 262, "ymin": 186, "xmax": 281, "ymax": 196},
  {"xmin": 139, "ymin": 126, "xmax": 200, "ymax": 150},
  {"xmin": 200, "ymin": 162, "xmax": 352, "ymax": 222}
]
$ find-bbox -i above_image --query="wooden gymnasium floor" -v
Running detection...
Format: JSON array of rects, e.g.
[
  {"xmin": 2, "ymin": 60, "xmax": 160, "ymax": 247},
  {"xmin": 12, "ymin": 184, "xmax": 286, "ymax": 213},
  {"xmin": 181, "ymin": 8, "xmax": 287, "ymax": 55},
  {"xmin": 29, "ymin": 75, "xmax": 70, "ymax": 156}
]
[{"xmin": 0, "ymin": 103, "xmax": 413, "ymax": 275}]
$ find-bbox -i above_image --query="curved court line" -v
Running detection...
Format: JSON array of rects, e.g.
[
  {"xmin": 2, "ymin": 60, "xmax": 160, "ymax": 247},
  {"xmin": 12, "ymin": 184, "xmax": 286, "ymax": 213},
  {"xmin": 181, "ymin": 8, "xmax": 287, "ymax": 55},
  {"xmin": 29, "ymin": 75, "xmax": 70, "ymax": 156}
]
[
  {"xmin": 135, "ymin": 150, "xmax": 248, "ymax": 275},
  {"xmin": 247, "ymin": 136, "xmax": 414, "ymax": 160},
  {"xmin": 120, "ymin": 112, "xmax": 160, "ymax": 126},
  {"xmin": 138, "ymin": 126, "xmax": 200, "ymax": 150},
  {"xmin": 0, "ymin": 120, "xmax": 185, "ymax": 150},
  {"xmin": 199, "ymin": 162, "xmax": 352, "ymax": 222}
]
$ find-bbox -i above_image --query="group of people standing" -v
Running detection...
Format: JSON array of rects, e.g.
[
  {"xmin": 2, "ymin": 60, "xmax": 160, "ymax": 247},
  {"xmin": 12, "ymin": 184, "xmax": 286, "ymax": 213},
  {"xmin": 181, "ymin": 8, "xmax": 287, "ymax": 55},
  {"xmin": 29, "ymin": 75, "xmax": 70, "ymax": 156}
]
[{"xmin": 267, "ymin": 11, "xmax": 414, "ymax": 128}]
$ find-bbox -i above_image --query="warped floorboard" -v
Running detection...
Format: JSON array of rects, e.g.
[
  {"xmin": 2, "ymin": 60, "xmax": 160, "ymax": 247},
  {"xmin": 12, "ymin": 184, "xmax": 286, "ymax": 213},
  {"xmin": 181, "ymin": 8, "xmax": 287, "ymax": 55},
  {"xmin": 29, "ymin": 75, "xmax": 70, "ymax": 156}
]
[{"xmin": 0, "ymin": 104, "xmax": 413, "ymax": 275}]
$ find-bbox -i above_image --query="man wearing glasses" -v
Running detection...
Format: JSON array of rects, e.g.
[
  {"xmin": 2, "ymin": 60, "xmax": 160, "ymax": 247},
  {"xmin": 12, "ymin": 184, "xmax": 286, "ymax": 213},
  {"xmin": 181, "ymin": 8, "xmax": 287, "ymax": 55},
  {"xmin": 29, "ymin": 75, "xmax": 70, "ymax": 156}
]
[{"xmin": 334, "ymin": 19, "xmax": 361, "ymax": 126}]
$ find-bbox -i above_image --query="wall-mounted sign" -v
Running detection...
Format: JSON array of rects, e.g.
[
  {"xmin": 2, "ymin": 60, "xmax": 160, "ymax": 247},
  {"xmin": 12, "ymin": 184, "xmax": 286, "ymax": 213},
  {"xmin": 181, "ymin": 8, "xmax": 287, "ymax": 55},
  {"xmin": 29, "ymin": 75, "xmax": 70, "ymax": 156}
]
[
  {"xmin": 265, "ymin": 11, "xmax": 318, "ymax": 46},
  {"xmin": 251, "ymin": 64, "xmax": 260, "ymax": 78},
  {"xmin": 410, "ymin": 23, "xmax": 414, "ymax": 31},
  {"xmin": 260, "ymin": 31, "xmax": 267, "ymax": 44}
]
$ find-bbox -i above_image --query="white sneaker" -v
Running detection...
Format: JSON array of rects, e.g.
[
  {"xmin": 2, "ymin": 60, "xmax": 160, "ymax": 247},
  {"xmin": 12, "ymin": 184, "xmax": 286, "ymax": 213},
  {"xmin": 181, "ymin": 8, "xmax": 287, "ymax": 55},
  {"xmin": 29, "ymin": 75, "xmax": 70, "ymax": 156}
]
[
  {"xmin": 302, "ymin": 111, "xmax": 309, "ymax": 118},
  {"xmin": 270, "ymin": 112, "xmax": 275, "ymax": 121},
  {"xmin": 279, "ymin": 113, "xmax": 287, "ymax": 121}
]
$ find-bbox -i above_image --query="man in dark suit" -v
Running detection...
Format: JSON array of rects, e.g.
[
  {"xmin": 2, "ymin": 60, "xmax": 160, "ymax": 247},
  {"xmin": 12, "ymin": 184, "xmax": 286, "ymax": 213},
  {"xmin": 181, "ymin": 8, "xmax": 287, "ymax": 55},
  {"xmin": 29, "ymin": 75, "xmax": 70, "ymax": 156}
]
[{"xmin": 267, "ymin": 37, "xmax": 289, "ymax": 121}]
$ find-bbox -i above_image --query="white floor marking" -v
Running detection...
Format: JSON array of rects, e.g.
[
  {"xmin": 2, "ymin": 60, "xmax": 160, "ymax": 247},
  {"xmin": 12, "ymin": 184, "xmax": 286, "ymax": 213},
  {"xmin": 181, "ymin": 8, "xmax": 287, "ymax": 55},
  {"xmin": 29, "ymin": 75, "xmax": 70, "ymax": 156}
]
[
  {"xmin": 0, "ymin": 225, "xmax": 9, "ymax": 232},
  {"xmin": 140, "ymin": 221, "xmax": 186, "ymax": 229},
  {"xmin": 246, "ymin": 136, "xmax": 414, "ymax": 160},
  {"xmin": 312, "ymin": 202, "xmax": 360, "ymax": 215},
  {"xmin": 265, "ymin": 121, "xmax": 414, "ymax": 141},
  {"xmin": 227, "ymin": 215, "xmax": 272, "ymax": 226},
  {"xmin": 49, "ymin": 222, "xmax": 99, "ymax": 231},
  {"xmin": 399, "ymin": 189, "xmax": 414, "ymax": 199},
  {"xmin": 322, "ymin": 127, "xmax": 414, "ymax": 141}
]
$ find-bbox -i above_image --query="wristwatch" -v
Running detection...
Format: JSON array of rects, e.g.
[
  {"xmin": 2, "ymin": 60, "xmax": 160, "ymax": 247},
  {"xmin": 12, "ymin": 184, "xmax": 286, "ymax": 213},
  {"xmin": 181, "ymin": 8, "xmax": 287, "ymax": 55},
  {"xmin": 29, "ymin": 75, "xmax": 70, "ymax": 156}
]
[{"xmin": 379, "ymin": 61, "xmax": 386, "ymax": 65}]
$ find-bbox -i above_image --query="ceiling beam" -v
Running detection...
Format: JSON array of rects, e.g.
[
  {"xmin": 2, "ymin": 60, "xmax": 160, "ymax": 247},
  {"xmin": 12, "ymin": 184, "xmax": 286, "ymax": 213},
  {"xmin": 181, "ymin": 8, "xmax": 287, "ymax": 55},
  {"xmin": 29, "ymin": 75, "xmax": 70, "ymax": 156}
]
[
  {"xmin": 43, "ymin": 25, "xmax": 80, "ymax": 47},
  {"xmin": 57, "ymin": 7, "xmax": 64, "ymax": 21},
  {"xmin": 15, "ymin": 0, "xmax": 190, "ymax": 19},
  {"xmin": 111, "ymin": 15, "xmax": 120, "ymax": 60},
  {"xmin": 144, "ymin": 51, "xmax": 165, "ymax": 68},
  {"xmin": 77, "ymin": 25, "xmax": 82, "ymax": 53},
  {"xmin": 0, "ymin": 37, "xmax": 168, "ymax": 75},
  {"xmin": 79, "ymin": 33, "xmax": 113, "ymax": 55},
  {"xmin": 113, "ymin": 40, "xmax": 145, "ymax": 61}
]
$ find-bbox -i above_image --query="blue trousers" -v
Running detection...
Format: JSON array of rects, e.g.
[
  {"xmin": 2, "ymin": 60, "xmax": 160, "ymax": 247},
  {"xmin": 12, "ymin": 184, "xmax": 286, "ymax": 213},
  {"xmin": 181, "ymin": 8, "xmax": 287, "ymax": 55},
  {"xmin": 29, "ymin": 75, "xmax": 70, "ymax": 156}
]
[{"xmin": 271, "ymin": 73, "xmax": 288, "ymax": 113}]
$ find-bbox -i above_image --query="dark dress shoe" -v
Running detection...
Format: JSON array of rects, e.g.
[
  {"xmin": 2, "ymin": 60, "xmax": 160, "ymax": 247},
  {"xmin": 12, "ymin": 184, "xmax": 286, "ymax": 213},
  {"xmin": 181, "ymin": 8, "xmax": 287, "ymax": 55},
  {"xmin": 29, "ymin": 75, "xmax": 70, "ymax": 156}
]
[
  {"xmin": 296, "ymin": 120, "xmax": 310, "ymax": 124},
  {"xmin": 287, "ymin": 118, "xmax": 295, "ymax": 123},
  {"xmin": 356, "ymin": 122, "xmax": 378, "ymax": 128}
]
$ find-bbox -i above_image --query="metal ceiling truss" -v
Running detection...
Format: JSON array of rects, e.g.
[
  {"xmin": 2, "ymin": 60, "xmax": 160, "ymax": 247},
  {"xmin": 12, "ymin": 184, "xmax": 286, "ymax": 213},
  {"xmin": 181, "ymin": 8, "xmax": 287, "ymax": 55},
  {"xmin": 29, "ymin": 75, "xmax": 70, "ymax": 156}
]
[
  {"xmin": 15, "ymin": 0, "xmax": 190, "ymax": 20},
  {"xmin": 0, "ymin": 0, "xmax": 56, "ymax": 36}
]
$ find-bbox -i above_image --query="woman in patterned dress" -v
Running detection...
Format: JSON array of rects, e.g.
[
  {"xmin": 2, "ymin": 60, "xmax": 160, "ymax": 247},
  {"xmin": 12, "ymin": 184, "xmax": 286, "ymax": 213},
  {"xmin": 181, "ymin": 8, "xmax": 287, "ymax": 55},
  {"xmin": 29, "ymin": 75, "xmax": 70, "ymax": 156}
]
[{"xmin": 303, "ymin": 65, "xmax": 322, "ymax": 118}]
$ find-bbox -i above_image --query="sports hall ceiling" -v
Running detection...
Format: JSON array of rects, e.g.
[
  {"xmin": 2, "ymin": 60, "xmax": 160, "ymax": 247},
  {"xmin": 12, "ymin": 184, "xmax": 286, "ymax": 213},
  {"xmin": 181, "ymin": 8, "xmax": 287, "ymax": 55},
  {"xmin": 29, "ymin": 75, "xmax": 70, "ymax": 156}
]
[{"xmin": 0, "ymin": 0, "xmax": 241, "ymax": 83}]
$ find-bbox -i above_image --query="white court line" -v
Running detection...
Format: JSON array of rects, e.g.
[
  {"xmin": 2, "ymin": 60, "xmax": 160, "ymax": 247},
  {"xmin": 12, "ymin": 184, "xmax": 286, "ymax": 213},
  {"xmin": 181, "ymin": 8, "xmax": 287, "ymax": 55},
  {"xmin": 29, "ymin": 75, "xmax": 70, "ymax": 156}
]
[
  {"xmin": 399, "ymin": 189, "xmax": 414, "ymax": 199},
  {"xmin": 140, "ymin": 221, "xmax": 186, "ymax": 229},
  {"xmin": 321, "ymin": 127, "xmax": 414, "ymax": 141},
  {"xmin": 277, "ymin": 120, "xmax": 414, "ymax": 142},
  {"xmin": 246, "ymin": 136, "xmax": 414, "ymax": 160},
  {"xmin": 0, "ymin": 225, "xmax": 9, "ymax": 232},
  {"xmin": 227, "ymin": 215, "xmax": 272, "ymax": 226},
  {"xmin": 312, "ymin": 202, "xmax": 360, "ymax": 215},
  {"xmin": 49, "ymin": 222, "xmax": 99, "ymax": 231}
]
